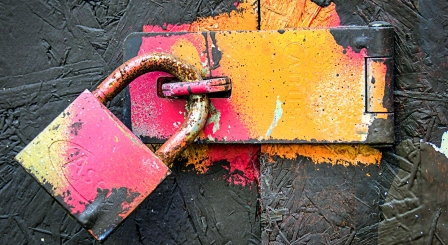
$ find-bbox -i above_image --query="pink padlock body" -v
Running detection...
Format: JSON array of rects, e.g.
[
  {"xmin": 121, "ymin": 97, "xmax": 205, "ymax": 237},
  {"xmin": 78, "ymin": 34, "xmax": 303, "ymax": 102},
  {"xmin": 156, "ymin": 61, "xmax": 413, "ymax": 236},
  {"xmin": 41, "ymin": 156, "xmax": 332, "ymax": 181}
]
[{"xmin": 15, "ymin": 90, "xmax": 170, "ymax": 241}]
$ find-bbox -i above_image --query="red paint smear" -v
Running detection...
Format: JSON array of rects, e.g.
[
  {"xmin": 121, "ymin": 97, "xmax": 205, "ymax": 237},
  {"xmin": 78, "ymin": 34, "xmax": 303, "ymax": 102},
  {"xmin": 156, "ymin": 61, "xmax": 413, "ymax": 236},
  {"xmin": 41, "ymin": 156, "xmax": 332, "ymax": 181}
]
[
  {"xmin": 207, "ymin": 145, "xmax": 259, "ymax": 187},
  {"xmin": 62, "ymin": 91, "xmax": 169, "ymax": 214}
]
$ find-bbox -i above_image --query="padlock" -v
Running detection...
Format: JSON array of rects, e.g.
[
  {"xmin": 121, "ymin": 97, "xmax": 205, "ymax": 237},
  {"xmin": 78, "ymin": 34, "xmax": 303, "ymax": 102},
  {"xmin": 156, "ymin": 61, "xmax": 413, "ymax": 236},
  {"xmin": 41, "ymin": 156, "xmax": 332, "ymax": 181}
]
[{"xmin": 14, "ymin": 53, "xmax": 209, "ymax": 241}]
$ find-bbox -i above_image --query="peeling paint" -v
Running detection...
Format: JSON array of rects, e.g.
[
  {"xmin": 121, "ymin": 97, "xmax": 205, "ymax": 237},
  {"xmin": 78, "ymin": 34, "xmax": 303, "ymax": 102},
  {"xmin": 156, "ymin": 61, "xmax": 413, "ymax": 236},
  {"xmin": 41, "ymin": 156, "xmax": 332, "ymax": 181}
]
[
  {"xmin": 206, "ymin": 102, "xmax": 221, "ymax": 134},
  {"xmin": 265, "ymin": 96, "xmax": 283, "ymax": 138},
  {"xmin": 132, "ymin": 28, "xmax": 392, "ymax": 143},
  {"xmin": 427, "ymin": 131, "xmax": 448, "ymax": 159}
]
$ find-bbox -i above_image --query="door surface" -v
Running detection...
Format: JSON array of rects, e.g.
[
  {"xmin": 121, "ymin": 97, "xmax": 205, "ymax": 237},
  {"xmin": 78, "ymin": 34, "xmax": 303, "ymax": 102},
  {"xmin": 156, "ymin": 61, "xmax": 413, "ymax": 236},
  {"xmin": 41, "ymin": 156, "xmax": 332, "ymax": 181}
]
[{"xmin": 0, "ymin": 0, "xmax": 447, "ymax": 244}]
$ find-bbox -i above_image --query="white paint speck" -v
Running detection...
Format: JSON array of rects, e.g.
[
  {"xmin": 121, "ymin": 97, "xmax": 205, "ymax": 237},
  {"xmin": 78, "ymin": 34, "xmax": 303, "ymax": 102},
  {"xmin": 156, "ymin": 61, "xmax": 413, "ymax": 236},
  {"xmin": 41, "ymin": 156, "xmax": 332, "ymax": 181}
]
[
  {"xmin": 265, "ymin": 96, "xmax": 283, "ymax": 138},
  {"xmin": 426, "ymin": 131, "xmax": 448, "ymax": 159},
  {"xmin": 439, "ymin": 131, "xmax": 448, "ymax": 157}
]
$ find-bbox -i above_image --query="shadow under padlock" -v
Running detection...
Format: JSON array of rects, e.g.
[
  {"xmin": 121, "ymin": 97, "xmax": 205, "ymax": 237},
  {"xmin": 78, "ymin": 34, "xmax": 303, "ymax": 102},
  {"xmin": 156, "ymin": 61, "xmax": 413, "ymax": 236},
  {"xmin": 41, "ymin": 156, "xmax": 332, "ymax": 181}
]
[{"xmin": 14, "ymin": 53, "xmax": 209, "ymax": 242}]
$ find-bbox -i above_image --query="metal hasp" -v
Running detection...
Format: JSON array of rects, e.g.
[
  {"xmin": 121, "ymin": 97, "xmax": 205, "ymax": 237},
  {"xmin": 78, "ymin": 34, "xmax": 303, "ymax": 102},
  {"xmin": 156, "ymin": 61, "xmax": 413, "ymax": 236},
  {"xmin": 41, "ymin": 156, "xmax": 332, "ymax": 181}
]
[
  {"xmin": 14, "ymin": 53, "xmax": 209, "ymax": 242},
  {"xmin": 125, "ymin": 22, "xmax": 394, "ymax": 146},
  {"xmin": 161, "ymin": 77, "xmax": 231, "ymax": 97}
]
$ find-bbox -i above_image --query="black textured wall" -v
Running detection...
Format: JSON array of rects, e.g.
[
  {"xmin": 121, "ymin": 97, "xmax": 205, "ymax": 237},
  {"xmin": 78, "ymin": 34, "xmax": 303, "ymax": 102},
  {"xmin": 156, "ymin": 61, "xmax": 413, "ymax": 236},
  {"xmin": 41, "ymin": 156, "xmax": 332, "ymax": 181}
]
[{"xmin": 1, "ymin": 0, "xmax": 448, "ymax": 244}]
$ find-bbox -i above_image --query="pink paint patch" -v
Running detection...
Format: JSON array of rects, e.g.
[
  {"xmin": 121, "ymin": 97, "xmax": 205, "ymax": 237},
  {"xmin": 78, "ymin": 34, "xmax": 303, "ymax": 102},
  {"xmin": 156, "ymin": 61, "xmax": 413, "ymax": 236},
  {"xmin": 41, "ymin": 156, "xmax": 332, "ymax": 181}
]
[
  {"xmin": 62, "ymin": 91, "xmax": 169, "ymax": 214},
  {"xmin": 344, "ymin": 46, "xmax": 368, "ymax": 60},
  {"xmin": 208, "ymin": 145, "xmax": 259, "ymax": 187},
  {"xmin": 130, "ymin": 32, "xmax": 208, "ymax": 139},
  {"xmin": 201, "ymin": 99, "xmax": 253, "ymax": 141},
  {"xmin": 130, "ymin": 29, "xmax": 253, "ymax": 141}
]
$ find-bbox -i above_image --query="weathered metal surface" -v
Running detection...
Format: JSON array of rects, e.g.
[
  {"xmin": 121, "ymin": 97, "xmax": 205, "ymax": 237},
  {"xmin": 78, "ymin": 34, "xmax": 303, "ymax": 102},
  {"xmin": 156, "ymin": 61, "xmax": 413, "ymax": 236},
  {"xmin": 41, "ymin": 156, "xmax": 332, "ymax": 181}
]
[
  {"xmin": 366, "ymin": 57, "xmax": 394, "ymax": 113},
  {"xmin": 14, "ymin": 53, "xmax": 209, "ymax": 241},
  {"xmin": 161, "ymin": 77, "xmax": 231, "ymax": 97},
  {"xmin": 15, "ymin": 91, "xmax": 170, "ymax": 241},
  {"xmin": 126, "ymin": 26, "xmax": 394, "ymax": 145},
  {"xmin": 93, "ymin": 52, "xmax": 209, "ymax": 164}
]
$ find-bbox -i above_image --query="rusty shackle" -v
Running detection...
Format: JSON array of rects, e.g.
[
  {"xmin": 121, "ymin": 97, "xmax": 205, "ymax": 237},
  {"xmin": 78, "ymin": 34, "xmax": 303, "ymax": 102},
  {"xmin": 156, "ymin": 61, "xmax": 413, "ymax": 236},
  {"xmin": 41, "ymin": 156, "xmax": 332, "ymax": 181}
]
[{"xmin": 93, "ymin": 53, "xmax": 209, "ymax": 165}]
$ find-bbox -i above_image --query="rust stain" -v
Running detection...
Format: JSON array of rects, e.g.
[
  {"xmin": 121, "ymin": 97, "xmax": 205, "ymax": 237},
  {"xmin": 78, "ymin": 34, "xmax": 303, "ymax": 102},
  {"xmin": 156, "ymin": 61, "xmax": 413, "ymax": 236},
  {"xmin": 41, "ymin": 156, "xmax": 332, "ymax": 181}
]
[
  {"xmin": 94, "ymin": 53, "xmax": 209, "ymax": 165},
  {"xmin": 262, "ymin": 144, "xmax": 382, "ymax": 166},
  {"xmin": 131, "ymin": 33, "xmax": 209, "ymax": 139}
]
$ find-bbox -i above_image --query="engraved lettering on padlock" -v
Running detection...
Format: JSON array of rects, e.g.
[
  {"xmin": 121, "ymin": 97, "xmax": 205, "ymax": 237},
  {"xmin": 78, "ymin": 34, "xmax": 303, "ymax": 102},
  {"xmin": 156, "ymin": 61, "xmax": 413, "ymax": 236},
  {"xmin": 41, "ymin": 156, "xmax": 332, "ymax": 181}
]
[{"xmin": 48, "ymin": 140, "xmax": 104, "ymax": 203}]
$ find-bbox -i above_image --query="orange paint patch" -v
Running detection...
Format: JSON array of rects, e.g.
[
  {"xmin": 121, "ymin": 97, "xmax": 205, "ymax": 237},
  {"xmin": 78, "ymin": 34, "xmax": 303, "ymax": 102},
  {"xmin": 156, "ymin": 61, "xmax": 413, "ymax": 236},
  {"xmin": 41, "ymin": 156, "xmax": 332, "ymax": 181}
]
[
  {"xmin": 181, "ymin": 145, "xmax": 212, "ymax": 174},
  {"xmin": 259, "ymin": 1, "xmax": 383, "ymax": 169},
  {"xmin": 262, "ymin": 144, "xmax": 382, "ymax": 166},
  {"xmin": 210, "ymin": 30, "xmax": 372, "ymax": 142},
  {"xmin": 367, "ymin": 59, "xmax": 389, "ymax": 112},
  {"xmin": 261, "ymin": 0, "xmax": 340, "ymax": 29}
]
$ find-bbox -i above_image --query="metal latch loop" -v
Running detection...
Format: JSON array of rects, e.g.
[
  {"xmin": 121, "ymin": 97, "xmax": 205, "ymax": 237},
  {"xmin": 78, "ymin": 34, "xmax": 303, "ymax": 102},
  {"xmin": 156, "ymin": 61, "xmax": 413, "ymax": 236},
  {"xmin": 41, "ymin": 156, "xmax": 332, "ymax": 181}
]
[{"xmin": 93, "ymin": 52, "xmax": 209, "ymax": 165}]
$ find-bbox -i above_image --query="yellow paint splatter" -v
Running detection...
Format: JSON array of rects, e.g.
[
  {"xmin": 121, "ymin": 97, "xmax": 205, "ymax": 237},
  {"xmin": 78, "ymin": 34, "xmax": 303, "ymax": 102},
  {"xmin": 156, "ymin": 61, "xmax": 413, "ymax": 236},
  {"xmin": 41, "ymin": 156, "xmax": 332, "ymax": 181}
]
[
  {"xmin": 15, "ymin": 111, "xmax": 72, "ymax": 197},
  {"xmin": 181, "ymin": 145, "xmax": 212, "ymax": 173}
]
